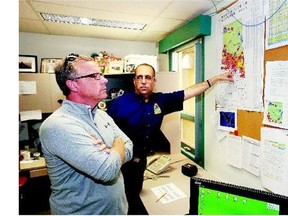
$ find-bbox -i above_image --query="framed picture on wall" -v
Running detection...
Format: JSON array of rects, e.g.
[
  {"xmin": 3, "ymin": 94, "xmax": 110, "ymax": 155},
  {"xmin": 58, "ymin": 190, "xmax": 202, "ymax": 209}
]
[
  {"xmin": 217, "ymin": 108, "xmax": 237, "ymax": 132},
  {"xmin": 40, "ymin": 58, "xmax": 62, "ymax": 73},
  {"xmin": 19, "ymin": 55, "xmax": 38, "ymax": 73}
]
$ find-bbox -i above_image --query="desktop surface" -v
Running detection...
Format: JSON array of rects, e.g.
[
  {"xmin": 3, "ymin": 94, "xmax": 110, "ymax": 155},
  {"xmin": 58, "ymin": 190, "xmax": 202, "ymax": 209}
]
[
  {"xmin": 20, "ymin": 157, "xmax": 48, "ymax": 178},
  {"xmin": 140, "ymin": 153, "xmax": 216, "ymax": 215}
]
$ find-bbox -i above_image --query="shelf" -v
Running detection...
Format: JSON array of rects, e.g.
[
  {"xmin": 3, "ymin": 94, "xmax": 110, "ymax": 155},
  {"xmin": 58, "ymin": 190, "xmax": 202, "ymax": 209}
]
[{"xmin": 103, "ymin": 72, "xmax": 135, "ymax": 76}]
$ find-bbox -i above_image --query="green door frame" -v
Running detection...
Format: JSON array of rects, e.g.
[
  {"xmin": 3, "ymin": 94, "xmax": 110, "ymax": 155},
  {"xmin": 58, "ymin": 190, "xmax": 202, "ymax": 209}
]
[
  {"xmin": 194, "ymin": 41, "xmax": 204, "ymax": 167},
  {"xmin": 177, "ymin": 41, "xmax": 204, "ymax": 167},
  {"xmin": 158, "ymin": 14, "xmax": 210, "ymax": 167}
]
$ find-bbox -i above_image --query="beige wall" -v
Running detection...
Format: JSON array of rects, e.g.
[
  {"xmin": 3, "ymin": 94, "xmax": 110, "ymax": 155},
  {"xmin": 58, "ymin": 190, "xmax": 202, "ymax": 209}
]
[
  {"xmin": 19, "ymin": 73, "xmax": 63, "ymax": 113},
  {"xmin": 155, "ymin": 71, "xmax": 181, "ymax": 154},
  {"xmin": 19, "ymin": 32, "xmax": 158, "ymax": 73}
]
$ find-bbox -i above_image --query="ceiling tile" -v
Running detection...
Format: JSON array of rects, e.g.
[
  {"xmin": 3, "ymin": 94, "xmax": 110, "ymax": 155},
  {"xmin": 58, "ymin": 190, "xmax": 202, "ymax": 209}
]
[
  {"xmin": 31, "ymin": 1, "xmax": 155, "ymax": 24},
  {"xmin": 145, "ymin": 17, "xmax": 184, "ymax": 32},
  {"xmin": 19, "ymin": 0, "xmax": 227, "ymax": 42},
  {"xmin": 19, "ymin": 0, "xmax": 39, "ymax": 20},
  {"xmin": 160, "ymin": 0, "xmax": 215, "ymax": 20},
  {"xmin": 32, "ymin": 0, "xmax": 172, "ymax": 16},
  {"xmin": 45, "ymin": 21, "xmax": 141, "ymax": 40},
  {"xmin": 136, "ymin": 31, "xmax": 167, "ymax": 42},
  {"xmin": 19, "ymin": 19, "xmax": 48, "ymax": 34}
]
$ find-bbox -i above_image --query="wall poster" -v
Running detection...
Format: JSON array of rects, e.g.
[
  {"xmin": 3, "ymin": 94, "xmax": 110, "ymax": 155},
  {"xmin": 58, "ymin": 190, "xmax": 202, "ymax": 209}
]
[{"xmin": 216, "ymin": 0, "xmax": 265, "ymax": 111}]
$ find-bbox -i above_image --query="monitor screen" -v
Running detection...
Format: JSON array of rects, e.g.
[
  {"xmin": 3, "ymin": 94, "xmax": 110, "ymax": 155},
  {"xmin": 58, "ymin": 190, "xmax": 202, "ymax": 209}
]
[
  {"xmin": 19, "ymin": 113, "xmax": 52, "ymax": 152},
  {"xmin": 189, "ymin": 177, "xmax": 288, "ymax": 215}
]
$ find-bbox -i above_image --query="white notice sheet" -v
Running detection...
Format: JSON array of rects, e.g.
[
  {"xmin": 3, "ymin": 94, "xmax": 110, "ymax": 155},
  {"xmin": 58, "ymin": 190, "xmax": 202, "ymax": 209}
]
[
  {"xmin": 263, "ymin": 61, "xmax": 288, "ymax": 129},
  {"xmin": 260, "ymin": 127, "xmax": 288, "ymax": 196},
  {"xmin": 150, "ymin": 183, "xmax": 186, "ymax": 204},
  {"xmin": 242, "ymin": 136, "xmax": 260, "ymax": 176},
  {"xmin": 19, "ymin": 81, "xmax": 37, "ymax": 95},
  {"xmin": 225, "ymin": 135, "xmax": 242, "ymax": 169}
]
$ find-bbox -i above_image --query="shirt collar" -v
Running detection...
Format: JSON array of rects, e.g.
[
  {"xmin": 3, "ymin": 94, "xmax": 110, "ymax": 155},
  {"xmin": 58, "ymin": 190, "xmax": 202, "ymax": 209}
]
[
  {"xmin": 62, "ymin": 99, "xmax": 97, "ymax": 117},
  {"xmin": 133, "ymin": 92, "xmax": 156, "ymax": 103}
]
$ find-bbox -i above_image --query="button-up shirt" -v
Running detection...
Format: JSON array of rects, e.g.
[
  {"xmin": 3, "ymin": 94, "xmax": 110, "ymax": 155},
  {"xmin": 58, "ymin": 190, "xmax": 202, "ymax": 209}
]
[{"xmin": 107, "ymin": 91, "xmax": 184, "ymax": 156}]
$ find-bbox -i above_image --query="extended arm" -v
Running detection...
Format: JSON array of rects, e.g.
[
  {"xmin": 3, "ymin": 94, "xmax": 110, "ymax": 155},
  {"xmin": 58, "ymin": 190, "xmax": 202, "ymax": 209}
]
[{"xmin": 184, "ymin": 71, "xmax": 234, "ymax": 100}]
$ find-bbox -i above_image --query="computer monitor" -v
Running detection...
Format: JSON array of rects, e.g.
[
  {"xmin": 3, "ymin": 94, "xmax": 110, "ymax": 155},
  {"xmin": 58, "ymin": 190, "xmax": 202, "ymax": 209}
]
[
  {"xmin": 19, "ymin": 113, "xmax": 52, "ymax": 152},
  {"xmin": 189, "ymin": 177, "xmax": 288, "ymax": 215}
]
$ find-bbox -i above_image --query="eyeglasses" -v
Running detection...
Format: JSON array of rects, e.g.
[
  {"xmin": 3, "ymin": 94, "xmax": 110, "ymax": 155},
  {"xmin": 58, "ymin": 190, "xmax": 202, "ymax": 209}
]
[
  {"xmin": 71, "ymin": 72, "xmax": 103, "ymax": 81},
  {"xmin": 134, "ymin": 75, "xmax": 154, "ymax": 82}
]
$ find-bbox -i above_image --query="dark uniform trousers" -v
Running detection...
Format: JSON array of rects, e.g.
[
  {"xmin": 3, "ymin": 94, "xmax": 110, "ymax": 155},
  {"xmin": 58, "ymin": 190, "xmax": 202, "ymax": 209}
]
[{"xmin": 121, "ymin": 156, "xmax": 149, "ymax": 215}]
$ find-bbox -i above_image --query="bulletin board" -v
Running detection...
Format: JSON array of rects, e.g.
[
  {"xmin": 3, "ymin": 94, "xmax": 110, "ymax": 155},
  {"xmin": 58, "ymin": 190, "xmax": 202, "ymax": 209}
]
[
  {"xmin": 237, "ymin": 44, "xmax": 288, "ymax": 140},
  {"xmin": 215, "ymin": 0, "xmax": 288, "ymax": 140}
]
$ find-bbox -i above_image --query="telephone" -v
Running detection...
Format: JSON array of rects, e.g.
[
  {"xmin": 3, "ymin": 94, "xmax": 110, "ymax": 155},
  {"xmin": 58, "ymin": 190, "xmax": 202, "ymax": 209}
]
[{"xmin": 146, "ymin": 155, "xmax": 171, "ymax": 175}]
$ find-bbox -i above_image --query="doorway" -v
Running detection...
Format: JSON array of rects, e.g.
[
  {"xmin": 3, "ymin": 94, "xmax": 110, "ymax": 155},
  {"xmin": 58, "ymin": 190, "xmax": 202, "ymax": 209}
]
[{"xmin": 172, "ymin": 39, "xmax": 204, "ymax": 166}]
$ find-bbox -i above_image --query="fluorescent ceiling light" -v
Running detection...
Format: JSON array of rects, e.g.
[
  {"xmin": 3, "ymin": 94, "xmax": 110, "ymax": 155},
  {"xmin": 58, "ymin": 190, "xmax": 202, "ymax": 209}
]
[{"xmin": 40, "ymin": 12, "xmax": 146, "ymax": 30}]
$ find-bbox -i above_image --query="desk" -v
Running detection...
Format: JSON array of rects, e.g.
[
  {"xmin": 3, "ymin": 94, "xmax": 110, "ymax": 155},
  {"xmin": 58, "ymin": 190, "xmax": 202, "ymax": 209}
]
[
  {"xmin": 140, "ymin": 153, "xmax": 216, "ymax": 215},
  {"xmin": 20, "ymin": 157, "xmax": 48, "ymax": 178},
  {"xmin": 19, "ymin": 154, "xmax": 215, "ymax": 214}
]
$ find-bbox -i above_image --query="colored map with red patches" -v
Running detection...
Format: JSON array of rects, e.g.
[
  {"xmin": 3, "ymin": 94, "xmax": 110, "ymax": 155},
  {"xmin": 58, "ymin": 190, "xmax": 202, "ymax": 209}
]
[
  {"xmin": 221, "ymin": 20, "xmax": 245, "ymax": 78},
  {"xmin": 267, "ymin": 101, "xmax": 283, "ymax": 124}
]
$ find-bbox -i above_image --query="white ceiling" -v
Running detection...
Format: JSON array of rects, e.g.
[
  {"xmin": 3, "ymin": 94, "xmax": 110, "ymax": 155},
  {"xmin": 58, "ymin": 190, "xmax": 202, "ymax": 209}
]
[{"xmin": 19, "ymin": 0, "xmax": 225, "ymax": 42}]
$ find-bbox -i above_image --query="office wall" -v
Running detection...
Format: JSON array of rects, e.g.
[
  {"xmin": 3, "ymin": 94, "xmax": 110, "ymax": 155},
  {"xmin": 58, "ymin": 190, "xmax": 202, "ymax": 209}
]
[
  {"xmin": 19, "ymin": 32, "xmax": 158, "ymax": 72},
  {"xmin": 19, "ymin": 73, "xmax": 62, "ymax": 113},
  {"xmin": 155, "ymin": 71, "xmax": 181, "ymax": 154},
  {"xmin": 203, "ymin": 2, "xmax": 265, "ymax": 190}
]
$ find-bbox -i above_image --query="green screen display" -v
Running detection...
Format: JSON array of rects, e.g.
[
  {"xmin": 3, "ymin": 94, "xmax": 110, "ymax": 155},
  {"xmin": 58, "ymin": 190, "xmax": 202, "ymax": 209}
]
[{"xmin": 198, "ymin": 187, "xmax": 280, "ymax": 215}]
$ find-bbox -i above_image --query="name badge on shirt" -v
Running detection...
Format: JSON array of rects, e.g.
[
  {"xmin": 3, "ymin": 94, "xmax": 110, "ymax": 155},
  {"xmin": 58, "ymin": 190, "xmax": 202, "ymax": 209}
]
[{"xmin": 154, "ymin": 103, "xmax": 161, "ymax": 114}]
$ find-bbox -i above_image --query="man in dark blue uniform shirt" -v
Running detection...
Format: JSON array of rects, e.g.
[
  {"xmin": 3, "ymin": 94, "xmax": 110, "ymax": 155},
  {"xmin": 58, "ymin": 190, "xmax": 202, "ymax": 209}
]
[{"xmin": 107, "ymin": 63, "xmax": 233, "ymax": 214}]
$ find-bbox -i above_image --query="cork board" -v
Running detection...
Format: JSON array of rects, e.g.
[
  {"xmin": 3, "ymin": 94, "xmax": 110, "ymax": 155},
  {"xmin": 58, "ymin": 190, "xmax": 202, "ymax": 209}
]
[{"xmin": 237, "ymin": 44, "xmax": 288, "ymax": 140}]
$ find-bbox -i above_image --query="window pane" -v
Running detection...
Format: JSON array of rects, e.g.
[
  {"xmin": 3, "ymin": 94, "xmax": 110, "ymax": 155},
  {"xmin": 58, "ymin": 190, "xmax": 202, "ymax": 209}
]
[{"xmin": 181, "ymin": 118, "xmax": 195, "ymax": 149}]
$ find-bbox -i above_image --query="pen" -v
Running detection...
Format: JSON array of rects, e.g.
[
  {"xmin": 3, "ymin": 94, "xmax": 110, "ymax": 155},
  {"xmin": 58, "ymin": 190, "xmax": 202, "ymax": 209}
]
[{"xmin": 156, "ymin": 192, "xmax": 167, "ymax": 203}]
